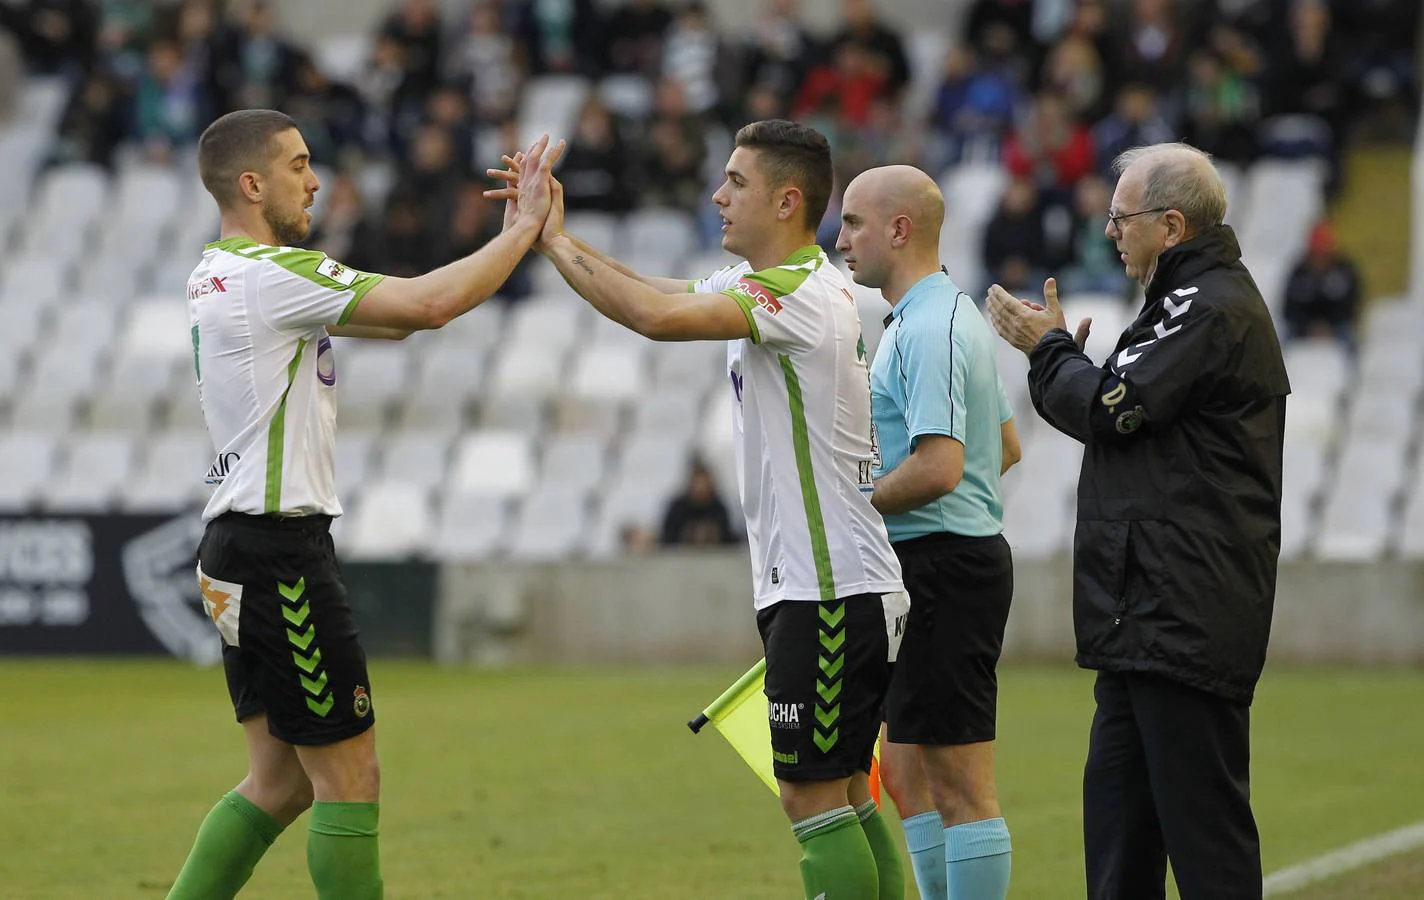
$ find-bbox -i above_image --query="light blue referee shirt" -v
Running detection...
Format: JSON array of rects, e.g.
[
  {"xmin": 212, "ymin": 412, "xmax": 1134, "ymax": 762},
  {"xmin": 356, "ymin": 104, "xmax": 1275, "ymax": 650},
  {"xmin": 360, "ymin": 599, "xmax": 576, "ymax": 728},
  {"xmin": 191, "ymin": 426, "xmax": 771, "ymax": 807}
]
[{"xmin": 870, "ymin": 269, "xmax": 1013, "ymax": 542}]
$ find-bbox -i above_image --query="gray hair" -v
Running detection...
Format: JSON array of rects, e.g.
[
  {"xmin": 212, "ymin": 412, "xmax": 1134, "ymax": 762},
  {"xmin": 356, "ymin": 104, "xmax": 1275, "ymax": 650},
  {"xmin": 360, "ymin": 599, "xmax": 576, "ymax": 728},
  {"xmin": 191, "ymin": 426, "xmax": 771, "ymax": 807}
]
[{"xmin": 1112, "ymin": 143, "xmax": 1228, "ymax": 234}]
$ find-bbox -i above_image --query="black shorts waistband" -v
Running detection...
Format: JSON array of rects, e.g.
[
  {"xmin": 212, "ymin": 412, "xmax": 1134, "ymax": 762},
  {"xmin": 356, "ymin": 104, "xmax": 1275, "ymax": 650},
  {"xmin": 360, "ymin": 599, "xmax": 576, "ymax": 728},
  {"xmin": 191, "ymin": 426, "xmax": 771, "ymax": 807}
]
[
  {"xmin": 892, "ymin": 531, "xmax": 1005, "ymax": 554},
  {"xmin": 213, "ymin": 511, "xmax": 333, "ymax": 535}
]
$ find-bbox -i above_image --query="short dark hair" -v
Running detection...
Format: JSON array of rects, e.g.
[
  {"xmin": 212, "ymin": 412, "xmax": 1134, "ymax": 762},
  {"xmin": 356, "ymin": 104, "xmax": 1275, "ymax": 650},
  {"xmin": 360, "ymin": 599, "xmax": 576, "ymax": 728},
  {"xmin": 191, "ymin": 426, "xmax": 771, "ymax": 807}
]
[
  {"xmin": 197, "ymin": 109, "xmax": 299, "ymax": 207},
  {"xmin": 733, "ymin": 119, "xmax": 834, "ymax": 232}
]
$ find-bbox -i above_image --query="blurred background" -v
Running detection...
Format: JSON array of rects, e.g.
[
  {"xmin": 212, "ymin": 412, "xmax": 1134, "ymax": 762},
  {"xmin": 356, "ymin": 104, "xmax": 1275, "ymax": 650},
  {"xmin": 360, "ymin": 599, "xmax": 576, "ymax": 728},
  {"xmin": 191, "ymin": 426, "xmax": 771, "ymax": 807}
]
[{"xmin": 0, "ymin": 0, "xmax": 1419, "ymax": 668}]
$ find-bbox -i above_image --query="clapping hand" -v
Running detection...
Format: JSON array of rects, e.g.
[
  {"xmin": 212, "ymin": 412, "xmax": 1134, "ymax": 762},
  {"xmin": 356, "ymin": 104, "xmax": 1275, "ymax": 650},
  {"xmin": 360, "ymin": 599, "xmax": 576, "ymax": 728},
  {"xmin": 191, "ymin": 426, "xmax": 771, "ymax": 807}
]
[
  {"xmin": 485, "ymin": 139, "xmax": 567, "ymax": 252},
  {"xmin": 986, "ymin": 277, "xmax": 1092, "ymax": 354}
]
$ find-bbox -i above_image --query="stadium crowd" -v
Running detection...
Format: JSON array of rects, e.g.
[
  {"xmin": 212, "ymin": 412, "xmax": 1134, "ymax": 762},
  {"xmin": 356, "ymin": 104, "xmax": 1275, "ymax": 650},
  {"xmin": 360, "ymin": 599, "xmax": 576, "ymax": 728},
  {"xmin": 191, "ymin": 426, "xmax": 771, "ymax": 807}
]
[{"xmin": 1, "ymin": 0, "xmax": 1416, "ymax": 309}]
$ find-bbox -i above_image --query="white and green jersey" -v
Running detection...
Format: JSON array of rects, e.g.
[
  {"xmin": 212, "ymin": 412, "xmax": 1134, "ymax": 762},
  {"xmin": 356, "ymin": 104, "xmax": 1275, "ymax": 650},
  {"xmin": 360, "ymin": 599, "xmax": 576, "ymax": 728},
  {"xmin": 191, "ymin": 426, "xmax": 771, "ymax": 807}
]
[
  {"xmin": 187, "ymin": 236, "xmax": 384, "ymax": 522},
  {"xmin": 693, "ymin": 246, "xmax": 903, "ymax": 609}
]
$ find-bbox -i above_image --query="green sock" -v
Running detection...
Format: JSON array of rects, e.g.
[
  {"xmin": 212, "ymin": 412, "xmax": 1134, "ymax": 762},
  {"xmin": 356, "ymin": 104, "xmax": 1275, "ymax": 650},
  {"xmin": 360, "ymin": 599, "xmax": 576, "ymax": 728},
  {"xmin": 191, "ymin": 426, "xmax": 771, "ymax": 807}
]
[
  {"xmin": 166, "ymin": 791, "xmax": 282, "ymax": 900},
  {"xmin": 856, "ymin": 800, "xmax": 906, "ymax": 900},
  {"xmin": 308, "ymin": 801, "xmax": 383, "ymax": 900},
  {"xmin": 793, "ymin": 805, "xmax": 879, "ymax": 900}
]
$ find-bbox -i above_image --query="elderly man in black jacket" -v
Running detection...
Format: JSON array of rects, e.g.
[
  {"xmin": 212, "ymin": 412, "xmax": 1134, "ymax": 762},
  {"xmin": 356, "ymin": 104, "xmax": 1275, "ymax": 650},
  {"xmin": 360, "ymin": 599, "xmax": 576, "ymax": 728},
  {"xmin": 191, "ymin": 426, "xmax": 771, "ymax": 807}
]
[{"xmin": 986, "ymin": 142, "xmax": 1290, "ymax": 900}]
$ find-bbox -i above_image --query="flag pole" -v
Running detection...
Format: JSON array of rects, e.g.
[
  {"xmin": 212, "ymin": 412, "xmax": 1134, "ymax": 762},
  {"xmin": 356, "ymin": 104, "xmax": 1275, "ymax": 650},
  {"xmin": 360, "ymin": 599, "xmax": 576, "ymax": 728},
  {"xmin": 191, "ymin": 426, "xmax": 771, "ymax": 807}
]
[{"xmin": 688, "ymin": 657, "xmax": 767, "ymax": 733}]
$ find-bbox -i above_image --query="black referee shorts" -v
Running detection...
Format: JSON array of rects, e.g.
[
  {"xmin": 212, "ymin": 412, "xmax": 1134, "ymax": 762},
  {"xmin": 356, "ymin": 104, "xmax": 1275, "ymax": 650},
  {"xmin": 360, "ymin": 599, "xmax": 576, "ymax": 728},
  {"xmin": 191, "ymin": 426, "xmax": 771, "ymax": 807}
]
[
  {"xmin": 197, "ymin": 512, "xmax": 375, "ymax": 746},
  {"xmin": 885, "ymin": 532, "xmax": 1012, "ymax": 746}
]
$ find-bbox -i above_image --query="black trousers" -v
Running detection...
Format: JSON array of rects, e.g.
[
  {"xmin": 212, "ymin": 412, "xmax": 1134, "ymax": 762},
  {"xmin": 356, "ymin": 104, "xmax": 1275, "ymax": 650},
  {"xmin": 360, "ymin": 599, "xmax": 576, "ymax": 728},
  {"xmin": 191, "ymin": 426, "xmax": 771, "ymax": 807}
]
[{"xmin": 1083, "ymin": 670, "xmax": 1262, "ymax": 900}]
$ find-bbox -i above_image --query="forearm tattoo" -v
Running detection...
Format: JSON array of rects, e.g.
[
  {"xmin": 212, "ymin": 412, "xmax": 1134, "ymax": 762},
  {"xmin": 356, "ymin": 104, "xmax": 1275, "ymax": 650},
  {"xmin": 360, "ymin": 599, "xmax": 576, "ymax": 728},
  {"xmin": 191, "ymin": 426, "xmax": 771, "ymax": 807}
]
[{"xmin": 571, "ymin": 254, "xmax": 594, "ymax": 276}]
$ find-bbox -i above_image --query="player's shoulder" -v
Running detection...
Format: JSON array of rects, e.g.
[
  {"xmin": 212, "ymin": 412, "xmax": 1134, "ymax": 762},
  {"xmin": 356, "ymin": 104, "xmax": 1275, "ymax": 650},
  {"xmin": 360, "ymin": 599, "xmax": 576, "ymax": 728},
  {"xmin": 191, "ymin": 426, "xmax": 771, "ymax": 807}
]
[
  {"xmin": 741, "ymin": 246, "xmax": 840, "ymax": 300},
  {"xmin": 207, "ymin": 238, "xmax": 364, "ymax": 291}
]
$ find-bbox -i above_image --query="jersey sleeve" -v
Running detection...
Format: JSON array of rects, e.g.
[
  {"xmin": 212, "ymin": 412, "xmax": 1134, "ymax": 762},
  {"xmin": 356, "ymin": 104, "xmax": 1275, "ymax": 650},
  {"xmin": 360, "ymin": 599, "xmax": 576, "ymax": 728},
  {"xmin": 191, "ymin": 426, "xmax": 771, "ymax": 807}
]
[
  {"xmin": 689, "ymin": 262, "xmax": 749, "ymax": 295},
  {"xmin": 718, "ymin": 264, "xmax": 824, "ymax": 352},
  {"xmin": 898, "ymin": 313, "xmax": 965, "ymax": 446},
  {"xmin": 257, "ymin": 249, "xmax": 385, "ymax": 333}
]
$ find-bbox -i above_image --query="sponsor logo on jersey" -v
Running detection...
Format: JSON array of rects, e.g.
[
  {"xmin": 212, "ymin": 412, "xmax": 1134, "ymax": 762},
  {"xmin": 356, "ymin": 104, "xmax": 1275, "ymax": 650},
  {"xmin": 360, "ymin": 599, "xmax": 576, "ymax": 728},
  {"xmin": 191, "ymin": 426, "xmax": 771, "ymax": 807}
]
[
  {"xmin": 768, "ymin": 700, "xmax": 802, "ymax": 729},
  {"xmin": 316, "ymin": 256, "xmax": 359, "ymax": 287},
  {"xmin": 316, "ymin": 335, "xmax": 336, "ymax": 386},
  {"xmin": 734, "ymin": 278, "xmax": 783, "ymax": 315},
  {"xmin": 186, "ymin": 276, "xmax": 227, "ymax": 299},
  {"xmin": 197, "ymin": 566, "xmax": 243, "ymax": 647},
  {"xmin": 205, "ymin": 451, "xmax": 240, "ymax": 485}
]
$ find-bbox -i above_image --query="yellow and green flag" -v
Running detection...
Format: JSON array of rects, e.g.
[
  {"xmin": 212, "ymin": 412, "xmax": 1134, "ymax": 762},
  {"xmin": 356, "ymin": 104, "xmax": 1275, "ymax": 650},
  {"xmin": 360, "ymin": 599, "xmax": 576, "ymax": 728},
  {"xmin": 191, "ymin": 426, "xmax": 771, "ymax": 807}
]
[{"xmin": 689, "ymin": 658, "xmax": 881, "ymax": 804}]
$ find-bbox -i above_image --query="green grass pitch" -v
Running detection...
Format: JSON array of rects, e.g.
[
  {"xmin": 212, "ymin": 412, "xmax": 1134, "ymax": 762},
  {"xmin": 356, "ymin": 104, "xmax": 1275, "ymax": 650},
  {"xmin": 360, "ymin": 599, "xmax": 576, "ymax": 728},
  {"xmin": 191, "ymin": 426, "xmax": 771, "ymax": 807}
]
[{"xmin": 2, "ymin": 660, "xmax": 1422, "ymax": 898}]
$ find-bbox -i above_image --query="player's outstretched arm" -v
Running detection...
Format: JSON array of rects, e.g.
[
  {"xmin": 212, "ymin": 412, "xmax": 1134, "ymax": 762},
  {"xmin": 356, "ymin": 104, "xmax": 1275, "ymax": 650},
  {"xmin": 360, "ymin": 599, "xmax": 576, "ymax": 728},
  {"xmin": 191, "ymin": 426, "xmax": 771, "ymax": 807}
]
[
  {"xmin": 486, "ymin": 155, "xmax": 690, "ymax": 295},
  {"xmin": 343, "ymin": 135, "xmax": 565, "ymax": 332}
]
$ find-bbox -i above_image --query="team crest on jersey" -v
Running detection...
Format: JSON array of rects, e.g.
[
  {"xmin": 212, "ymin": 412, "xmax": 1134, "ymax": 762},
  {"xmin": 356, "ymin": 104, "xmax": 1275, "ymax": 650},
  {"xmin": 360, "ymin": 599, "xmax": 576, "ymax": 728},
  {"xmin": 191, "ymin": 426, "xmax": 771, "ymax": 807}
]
[
  {"xmin": 353, "ymin": 685, "xmax": 372, "ymax": 718},
  {"xmin": 316, "ymin": 335, "xmax": 336, "ymax": 386},
  {"xmin": 734, "ymin": 278, "xmax": 782, "ymax": 315},
  {"xmin": 316, "ymin": 256, "xmax": 358, "ymax": 287}
]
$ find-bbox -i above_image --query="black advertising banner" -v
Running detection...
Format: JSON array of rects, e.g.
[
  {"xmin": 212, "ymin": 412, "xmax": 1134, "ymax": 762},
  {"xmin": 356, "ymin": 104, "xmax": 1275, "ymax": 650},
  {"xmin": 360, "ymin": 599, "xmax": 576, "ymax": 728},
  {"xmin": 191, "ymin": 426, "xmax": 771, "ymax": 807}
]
[{"xmin": 0, "ymin": 514, "xmax": 435, "ymax": 660}]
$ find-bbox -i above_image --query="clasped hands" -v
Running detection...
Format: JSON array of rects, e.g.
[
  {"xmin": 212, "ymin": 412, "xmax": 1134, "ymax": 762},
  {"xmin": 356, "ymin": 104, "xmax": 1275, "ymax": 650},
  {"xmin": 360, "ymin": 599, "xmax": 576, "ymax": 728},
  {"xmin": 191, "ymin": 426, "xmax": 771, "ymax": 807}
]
[{"xmin": 482, "ymin": 136, "xmax": 569, "ymax": 255}]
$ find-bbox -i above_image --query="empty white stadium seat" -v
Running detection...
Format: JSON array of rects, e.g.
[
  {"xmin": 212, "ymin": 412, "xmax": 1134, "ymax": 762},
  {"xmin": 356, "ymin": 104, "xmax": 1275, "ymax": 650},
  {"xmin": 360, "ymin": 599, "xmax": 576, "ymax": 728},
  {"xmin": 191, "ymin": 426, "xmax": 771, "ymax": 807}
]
[
  {"xmin": 517, "ymin": 75, "xmax": 591, "ymax": 149},
  {"xmin": 940, "ymin": 162, "xmax": 1007, "ymax": 233},
  {"xmin": 451, "ymin": 429, "xmax": 535, "ymax": 499},
  {"xmin": 622, "ymin": 207, "xmax": 701, "ymax": 261},
  {"xmin": 335, "ymin": 340, "xmax": 411, "ymax": 428},
  {"xmin": 508, "ymin": 489, "xmax": 589, "ymax": 561},
  {"xmin": 431, "ymin": 493, "xmax": 509, "ymax": 560},
  {"xmin": 539, "ymin": 432, "xmax": 609, "ymax": 496},
  {"xmin": 1314, "ymin": 438, "xmax": 1407, "ymax": 561},
  {"xmin": 122, "ymin": 429, "xmax": 210, "ymax": 511},
  {"xmin": 1060, "ymin": 293, "xmax": 1132, "ymax": 365},
  {"xmin": 399, "ymin": 343, "xmax": 486, "ymax": 431},
  {"xmin": 345, "ymin": 480, "xmax": 432, "ymax": 560},
  {"xmin": 630, "ymin": 389, "xmax": 703, "ymax": 443},
  {"xmin": 598, "ymin": 73, "xmax": 655, "ymax": 119},
  {"xmin": 1284, "ymin": 339, "xmax": 1351, "ymax": 405},
  {"xmin": 0, "ymin": 432, "xmax": 57, "ymax": 510},
  {"xmin": 334, "ymin": 430, "xmax": 378, "ymax": 503},
  {"xmin": 652, "ymin": 339, "xmax": 726, "ymax": 390},
  {"xmin": 377, "ymin": 431, "xmax": 452, "ymax": 492},
  {"xmin": 43, "ymin": 431, "xmax": 136, "ymax": 511},
  {"xmin": 88, "ymin": 352, "xmax": 177, "ymax": 429}
]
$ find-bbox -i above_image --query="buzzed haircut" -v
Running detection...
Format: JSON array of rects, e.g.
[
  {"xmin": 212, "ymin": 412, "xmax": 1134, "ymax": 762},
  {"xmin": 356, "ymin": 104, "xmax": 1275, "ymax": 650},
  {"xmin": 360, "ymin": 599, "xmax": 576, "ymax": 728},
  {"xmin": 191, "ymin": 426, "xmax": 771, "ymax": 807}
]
[
  {"xmin": 734, "ymin": 119, "xmax": 834, "ymax": 232},
  {"xmin": 198, "ymin": 109, "xmax": 300, "ymax": 207}
]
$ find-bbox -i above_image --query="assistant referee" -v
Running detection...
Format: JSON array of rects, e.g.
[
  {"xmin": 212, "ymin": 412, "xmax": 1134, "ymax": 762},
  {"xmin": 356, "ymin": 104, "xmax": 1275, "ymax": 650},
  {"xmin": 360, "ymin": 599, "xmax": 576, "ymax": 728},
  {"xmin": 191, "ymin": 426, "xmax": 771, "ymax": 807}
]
[{"xmin": 837, "ymin": 165, "xmax": 1021, "ymax": 900}]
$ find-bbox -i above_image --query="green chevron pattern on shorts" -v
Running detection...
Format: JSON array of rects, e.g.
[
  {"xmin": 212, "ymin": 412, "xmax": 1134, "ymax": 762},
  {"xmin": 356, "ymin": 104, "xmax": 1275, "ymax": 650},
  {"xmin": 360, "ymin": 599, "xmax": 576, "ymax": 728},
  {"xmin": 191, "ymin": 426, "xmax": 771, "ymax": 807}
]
[
  {"xmin": 814, "ymin": 599, "xmax": 846, "ymax": 753},
  {"xmin": 279, "ymin": 577, "xmax": 333, "ymax": 718}
]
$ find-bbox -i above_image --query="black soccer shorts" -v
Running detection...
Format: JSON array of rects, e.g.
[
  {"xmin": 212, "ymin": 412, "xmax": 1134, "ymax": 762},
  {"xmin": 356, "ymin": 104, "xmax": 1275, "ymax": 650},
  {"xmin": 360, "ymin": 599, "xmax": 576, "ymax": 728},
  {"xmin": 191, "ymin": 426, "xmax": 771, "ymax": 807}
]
[
  {"xmin": 757, "ymin": 593, "xmax": 895, "ymax": 782},
  {"xmin": 885, "ymin": 532, "xmax": 1013, "ymax": 746},
  {"xmin": 197, "ymin": 512, "xmax": 375, "ymax": 746}
]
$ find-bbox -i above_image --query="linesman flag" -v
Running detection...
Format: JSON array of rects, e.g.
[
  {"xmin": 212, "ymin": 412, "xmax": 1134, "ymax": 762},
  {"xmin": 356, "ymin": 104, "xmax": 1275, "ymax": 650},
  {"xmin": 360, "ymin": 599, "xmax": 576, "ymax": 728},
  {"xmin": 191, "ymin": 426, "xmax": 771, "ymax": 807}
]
[{"xmin": 688, "ymin": 658, "xmax": 881, "ymax": 804}]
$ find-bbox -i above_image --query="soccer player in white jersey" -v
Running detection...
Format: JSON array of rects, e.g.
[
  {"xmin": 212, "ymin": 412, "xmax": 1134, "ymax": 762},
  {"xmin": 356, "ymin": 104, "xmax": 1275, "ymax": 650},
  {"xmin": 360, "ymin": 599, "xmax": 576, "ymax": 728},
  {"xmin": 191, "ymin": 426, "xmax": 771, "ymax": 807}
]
[
  {"xmin": 167, "ymin": 109, "xmax": 562, "ymax": 900},
  {"xmin": 490, "ymin": 119, "xmax": 909, "ymax": 900}
]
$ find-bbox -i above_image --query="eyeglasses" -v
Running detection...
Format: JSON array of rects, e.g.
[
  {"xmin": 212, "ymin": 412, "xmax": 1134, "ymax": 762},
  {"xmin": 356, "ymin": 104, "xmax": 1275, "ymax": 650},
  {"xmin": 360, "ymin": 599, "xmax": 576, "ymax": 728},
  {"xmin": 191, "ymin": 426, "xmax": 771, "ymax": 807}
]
[{"xmin": 1107, "ymin": 207, "xmax": 1168, "ymax": 229}]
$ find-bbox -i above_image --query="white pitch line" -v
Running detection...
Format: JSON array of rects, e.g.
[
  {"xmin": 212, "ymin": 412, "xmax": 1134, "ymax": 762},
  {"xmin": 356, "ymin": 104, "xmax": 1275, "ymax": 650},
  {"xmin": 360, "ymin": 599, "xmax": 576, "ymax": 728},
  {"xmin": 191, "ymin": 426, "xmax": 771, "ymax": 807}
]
[{"xmin": 1263, "ymin": 820, "xmax": 1424, "ymax": 895}]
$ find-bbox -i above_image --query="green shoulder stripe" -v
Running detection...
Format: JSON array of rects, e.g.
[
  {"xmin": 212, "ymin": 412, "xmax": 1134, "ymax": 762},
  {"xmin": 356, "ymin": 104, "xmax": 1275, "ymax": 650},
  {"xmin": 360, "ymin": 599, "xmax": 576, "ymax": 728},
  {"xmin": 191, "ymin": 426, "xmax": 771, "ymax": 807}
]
[
  {"xmin": 741, "ymin": 246, "xmax": 824, "ymax": 298},
  {"xmin": 207, "ymin": 238, "xmax": 384, "ymax": 311}
]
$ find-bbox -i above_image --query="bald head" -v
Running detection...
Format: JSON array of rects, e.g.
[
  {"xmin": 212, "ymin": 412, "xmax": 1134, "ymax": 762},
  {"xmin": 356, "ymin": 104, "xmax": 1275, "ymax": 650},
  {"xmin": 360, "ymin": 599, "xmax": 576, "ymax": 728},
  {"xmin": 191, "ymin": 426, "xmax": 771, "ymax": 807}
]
[
  {"xmin": 845, "ymin": 165, "xmax": 945, "ymax": 248},
  {"xmin": 837, "ymin": 165, "xmax": 946, "ymax": 300},
  {"xmin": 1112, "ymin": 142, "xmax": 1227, "ymax": 236}
]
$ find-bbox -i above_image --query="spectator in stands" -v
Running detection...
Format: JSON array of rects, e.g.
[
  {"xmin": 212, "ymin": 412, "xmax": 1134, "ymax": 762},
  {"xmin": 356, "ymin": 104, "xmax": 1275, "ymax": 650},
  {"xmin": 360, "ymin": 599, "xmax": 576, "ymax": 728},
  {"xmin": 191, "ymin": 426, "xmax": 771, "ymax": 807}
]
[
  {"xmin": 964, "ymin": 0, "xmax": 1036, "ymax": 70},
  {"xmin": 378, "ymin": 0, "xmax": 444, "ymax": 99},
  {"xmin": 660, "ymin": 459, "xmax": 736, "ymax": 547},
  {"xmin": 50, "ymin": 69, "xmax": 126, "ymax": 169},
  {"xmin": 982, "ymin": 175, "xmax": 1049, "ymax": 294},
  {"xmin": 448, "ymin": 0, "xmax": 522, "ymax": 125},
  {"xmin": 559, "ymin": 96, "xmax": 634, "ymax": 213},
  {"xmin": 438, "ymin": 181, "xmax": 506, "ymax": 267},
  {"xmin": 1282, "ymin": 221, "xmax": 1361, "ymax": 349},
  {"xmin": 1111, "ymin": 0, "xmax": 1188, "ymax": 93},
  {"xmin": 662, "ymin": 1, "xmax": 722, "ymax": 117},
  {"xmin": 217, "ymin": 0, "xmax": 302, "ymax": 111},
  {"xmin": 637, "ymin": 77, "xmax": 707, "ymax": 211},
  {"xmin": 0, "ymin": 0, "xmax": 96, "ymax": 76},
  {"xmin": 133, "ymin": 38, "xmax": 208, "ymax": 163},
  {"xmin": 603, "ymin": 0, "xmax": 671, "ymax": 77},
  {"xmin": 743, "ymin": 0, "xmax": 814, "ymax": 103},
  {"xmin": 828, "ymin": 0, "xmax": 910, "ymax": 100},
  {"xmin": 354, "ymin": 32, "xmax": 424, "ymax": 157},
  {"xmin": 927, "ymin": 44, "xmax": 1018, "ymax": 169},
  {"xmin": 1262, "ymin": 0, "xmax": 1343, "ymax": 187},
  {"xmin": 738, "ymin": 81, "xmax": 787, "ymax": 127},
  {"xmin": 1040, "ymin": 32, "xmax": 1107, "ymax": 125},
  {"xmin": 1334, "ymin": 0, "xmax": 1420, "ymax": 126},
  {"xmin": 1058, "ymin": 174, "xmax": 1133, "ymax": 299},
  {"xmin": 309, "ymin": 172, "xmax": 366, "ymax": 262},
  {"xmin": 95, "ymin": 0, "xmax": 155, "ymax": 82},
  {"xmin": 513, "ymin": 0, "xmax": 600, "ymax": 76},
  {"xmin": 1180, "ymin": 50, "xmax": 1258, "ymax": 166},
  {"xmin": 1003, "ymin": 90, "xmax": 1094, "ymax": 197},
  {"xmin": 283, "ymin": 53, "xmax": 367, "ymax": 167},
  {"xmin": 1091, "ymin": 85, "xmax": 1174, "ymax": 180},
  {"xmin": 351, "ymin": 192, "xmax": 441, "ymax": 278},
  {"xmin": 424, "ymin": 84, "xmax": 478, "ymax": 176},
  {"xmin": 392, "ymin": 122, "xmax": 465, "ymax": 234},
  {"xmin": 793, "ymin": 41, "xmax": 890, "ymax": 130}
]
